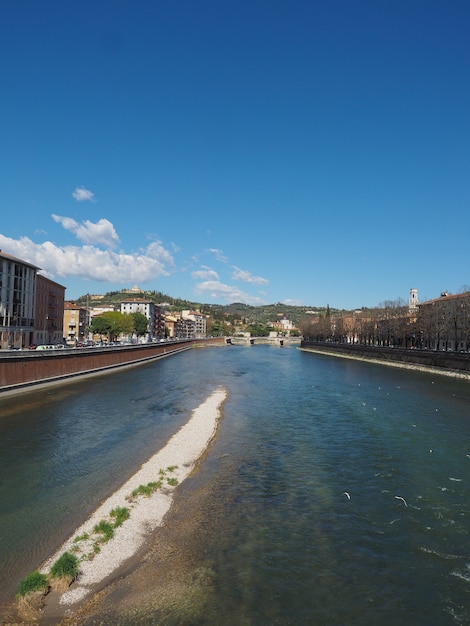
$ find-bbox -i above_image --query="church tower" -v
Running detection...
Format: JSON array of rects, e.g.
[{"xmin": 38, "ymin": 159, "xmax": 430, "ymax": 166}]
[{"xmin": 409, "ymin": 288, "xmax": 418, "ymax": 311}]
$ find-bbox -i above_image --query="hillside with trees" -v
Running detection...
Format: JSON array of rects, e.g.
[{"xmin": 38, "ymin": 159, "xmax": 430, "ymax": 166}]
[{"xmin": 75, "ymin": 289, "xmax": 335, "ymax": 327}]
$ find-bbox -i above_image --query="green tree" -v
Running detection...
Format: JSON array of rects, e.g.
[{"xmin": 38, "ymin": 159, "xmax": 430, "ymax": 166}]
[
  {"xmin": 90, "ymin": 316, "xmax": 112, "ymax": 342},
  {"xmin": 132, "ymin": 312, "xmax": 149, "ymax": 337},
  {"xmin": 101, "ymin": 311, "xmax": 125, "ymax": 342},
  {"xmin": 210, "ymin": 319, "xmax": 229, "ymax": 336},
  {"xmin": 121, "ymin": 313, "xmax": 135, "ymax": 339},
  {"xmin": 246, "ymin": 323, "xmax": 271, "ymax": 337}
]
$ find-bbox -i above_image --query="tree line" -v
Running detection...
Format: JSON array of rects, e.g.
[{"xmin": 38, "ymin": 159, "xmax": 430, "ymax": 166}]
[
  {"xmin": 299, "ymin": 294, "xmax": 470, "ymax": 352},
  {"xmin": 89, "ymin": 311, "xmax": 150, "ymax": 343}
]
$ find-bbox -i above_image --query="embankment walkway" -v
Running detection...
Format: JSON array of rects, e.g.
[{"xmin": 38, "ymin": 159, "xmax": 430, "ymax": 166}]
[{"xmin": 300, "ymin": 341, "xmax": 470, "ymax": 380}]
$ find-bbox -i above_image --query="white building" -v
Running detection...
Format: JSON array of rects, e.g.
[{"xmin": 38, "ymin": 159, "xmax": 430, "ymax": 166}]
[
  {"xmin": 177, "ymin": 310, "xmax": 207, "ymax": 339},
  {"xmin": 120, "ymin": 298, "xmax": 155, "ymax": 340}
]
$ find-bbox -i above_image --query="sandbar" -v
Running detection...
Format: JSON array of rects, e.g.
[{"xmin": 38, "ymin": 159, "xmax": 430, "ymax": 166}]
[{"xmin": 40, "ymin": 386, "xmax": 227, "ymax": 614}]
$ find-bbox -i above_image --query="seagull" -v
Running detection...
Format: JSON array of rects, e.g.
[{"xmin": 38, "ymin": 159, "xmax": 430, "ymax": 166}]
[
  {"xmin": 342, "ymin": 492, "xmax": 351, "ymax": 500},
  {"xmin": 395, "ymin": 496, "xmax": 408, "ymax": 507}
]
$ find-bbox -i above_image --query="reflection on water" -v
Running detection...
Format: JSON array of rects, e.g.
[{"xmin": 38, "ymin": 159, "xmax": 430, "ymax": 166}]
[{"xmin": 1, "ymin": 346, "xmax": 470, "ymax": 624}]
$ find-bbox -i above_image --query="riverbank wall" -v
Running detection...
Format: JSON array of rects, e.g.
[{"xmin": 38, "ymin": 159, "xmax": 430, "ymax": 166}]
[
  {"xmin": 300, "ymin": 341, "xmax": 470, "ymax": 379},
  {"xmin": 0, "ymin": 338, "xmax": 225, "ymax": 396}
]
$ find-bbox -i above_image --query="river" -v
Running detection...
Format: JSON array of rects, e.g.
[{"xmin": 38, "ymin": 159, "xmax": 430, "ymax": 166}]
[{"xmin": 1, "ymin": 345, "xmax": 470, "ymax": 624}]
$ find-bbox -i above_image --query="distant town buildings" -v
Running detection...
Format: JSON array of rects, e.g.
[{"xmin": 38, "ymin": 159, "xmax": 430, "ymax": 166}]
[
  {"xmin": 303, "ymin": 287, "xmax": 470, "ymax": 352},
  {"xmin": 1, "ymin": 251, "xmax": 468, "ymax": 350},
  {"xmin": 271, "ymin": 316, "xmax": 296, "ymax": 334}
]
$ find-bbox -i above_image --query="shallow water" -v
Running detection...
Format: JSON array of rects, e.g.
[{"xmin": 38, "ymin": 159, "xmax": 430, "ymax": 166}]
[{"xmin": 1, "ymin": 346, "xmax": 470, "ymax": 624}]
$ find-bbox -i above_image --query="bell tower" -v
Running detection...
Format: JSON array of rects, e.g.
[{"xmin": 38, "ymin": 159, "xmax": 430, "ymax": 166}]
[{"xmin": 409, "ymin": 288, "xmax": 418, "ymax": 311}]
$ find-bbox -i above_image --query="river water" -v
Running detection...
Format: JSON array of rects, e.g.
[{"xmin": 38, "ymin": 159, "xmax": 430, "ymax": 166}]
[{"xmin": 1, "ymin": 345, "xmax": 470, "ymax": 624}]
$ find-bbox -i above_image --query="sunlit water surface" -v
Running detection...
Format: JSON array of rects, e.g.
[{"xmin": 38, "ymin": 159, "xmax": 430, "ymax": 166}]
[{"xmin": 1, "ymin": 346, "xmax": 470, "ymax": 624}]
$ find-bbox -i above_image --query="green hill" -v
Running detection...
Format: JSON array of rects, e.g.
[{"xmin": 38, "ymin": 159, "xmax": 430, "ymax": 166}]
[{"xmin": 74, "ymin": 290, "xmax": 336, "ymax": 326}]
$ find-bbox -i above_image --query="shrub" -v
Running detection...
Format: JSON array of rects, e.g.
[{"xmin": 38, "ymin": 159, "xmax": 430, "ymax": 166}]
[
  {"xmin": 167, "ymin": 477, "xmax": 178, "ymax": 486},
  {"xmin": 17, "ymin": 571, "xmax": 49, "ymax": 598},
  {"xmin": 93, "ymin": 520, "xmax": 114, "ymax": 543},
  {"xmin": 110, "ymin": 506, "xmax": 130, "ymax": 527},
  {"xmin": 167, "ymin": 465, "xmax": 178, "ymax": 472},
  {"xmin": 130, "ymin": 481, "xmax": 162, "ymax": 498},
  {"xmin": 49, "ymin": 552, "xmax": 79, "ymax": 592},
  {"xmin": 50, "ymin": 552, "xmax": 79, "ymax": 580}
]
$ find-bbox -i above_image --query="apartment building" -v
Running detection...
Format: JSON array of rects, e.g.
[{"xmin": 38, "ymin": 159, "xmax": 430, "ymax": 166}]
[
  {"xmin": 176, "ymin": 310, "xmax": 207, "ymax": 339},
  {"xmin": 63, "ymin": 301, "xmax": 89, "ymax": 346},
  {"xmin": 120, "ymin": 298, "xmax": 154, "ymax": 340},
  {"xmin": 418, "ymin": 291, "xmax": 470, "ymax": 351},
  {"xmin": 34, "ymin": 274, "xmax": 66, "ymax": 346},
  {"xmin": 0, "ymin": 250, "xmax": 38, "ymax": 349}
]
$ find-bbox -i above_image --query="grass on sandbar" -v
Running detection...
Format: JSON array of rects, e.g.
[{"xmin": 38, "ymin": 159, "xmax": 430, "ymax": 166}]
[
  {"xmin": 110, "ymin": 506, "xmax": 130, "ymax": 527},
  {"xmin": 93, "ymin": 520, "xmax": 114, "ymax": 543},
  {"xmin": 129, "ymin": 480, "xmax": 162, "ymax": 499},
  {"xmin": 50, "ymin": 552, "xmax": 80, "ymax": 580},
  {"xmin": 16, "ymin": 571, "xmax": 49, "ymax": 598}
]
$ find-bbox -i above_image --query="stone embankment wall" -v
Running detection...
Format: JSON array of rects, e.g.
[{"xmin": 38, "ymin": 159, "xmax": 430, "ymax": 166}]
[
  {"xmin": 300, "ymin": 341, "xmax": 470, "ymax": 377},
  {"xmin": 0, "ymin": 338, "xmax": 225, "ymax": 396}
]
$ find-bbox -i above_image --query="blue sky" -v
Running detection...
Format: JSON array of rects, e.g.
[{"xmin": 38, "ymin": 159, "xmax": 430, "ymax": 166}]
[{"xmin": 1, "ymin": 1, "xmax": 469, "ymax": 309}]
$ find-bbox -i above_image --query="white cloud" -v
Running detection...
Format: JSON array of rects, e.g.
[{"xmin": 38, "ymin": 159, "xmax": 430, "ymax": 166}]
[
  {"xmin": 282, "ymin": 298, "xmax": 304, "ymax": 306},
  {"xmin": 194, "ymin": 280, "xmax": 265, "ymax": 305},
  {"xmin": 52, "ymin": 214, "xmax": 120, "ymax": 248},
  {"xmin": 0, "ymin": 234, "xmax": 175, "ymax": 285},
  {"xmin": 145, "ymin": 240, "xmax": 175, "ymax": 270},
  {"xmin": 72, "ymin": 187, "xmax": 96, "ymax": 202},
  {"xmin": 191, "ymin": 266, "xmax": 219, "ymax": 280},
  {"xmin": 207, "ymin": 248, "xmax": 228, "ymax": 263},
  {"xmin": 232, "ymin": 266, "xmax": 269, "ymax": 285}
]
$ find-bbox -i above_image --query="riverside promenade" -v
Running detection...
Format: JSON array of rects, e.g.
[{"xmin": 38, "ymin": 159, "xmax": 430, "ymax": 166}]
[
  {"xmin": 0, "ymin": 338, "xmax": 225, "ymax": 397},
  {"xmin": 300, "ymin": 340, "xmax": 470, "ymax": 379}
]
